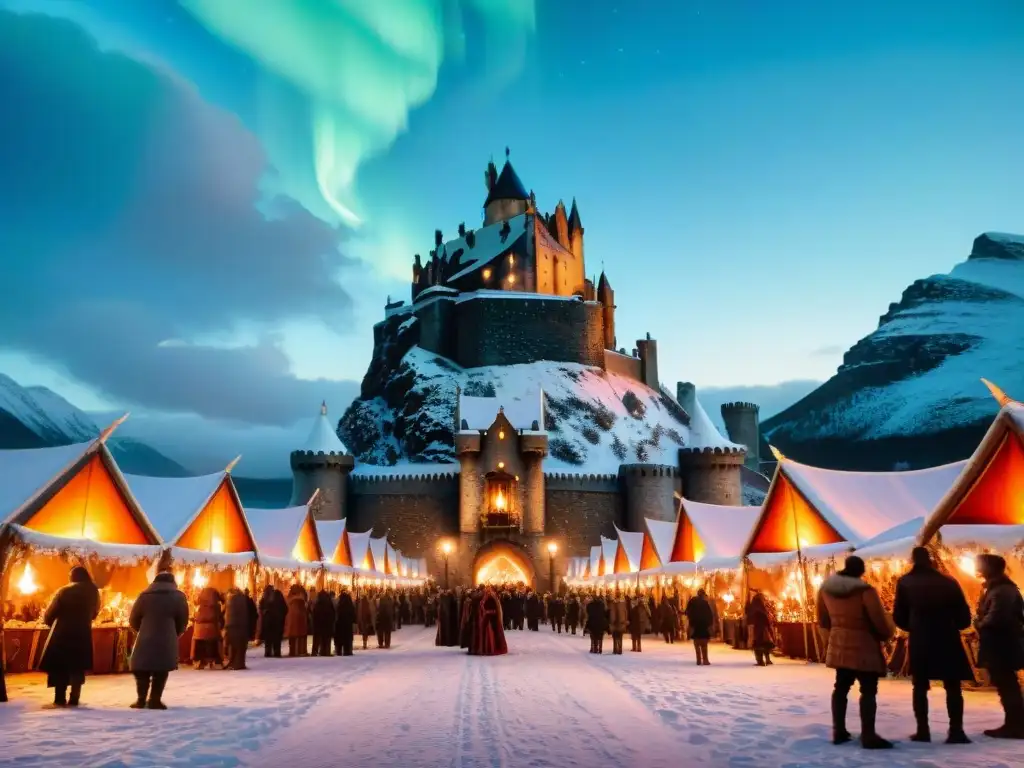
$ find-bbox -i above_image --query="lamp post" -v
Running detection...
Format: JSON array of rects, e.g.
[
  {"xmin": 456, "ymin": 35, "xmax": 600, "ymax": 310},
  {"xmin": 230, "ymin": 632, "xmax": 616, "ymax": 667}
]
[
  {"xmin": 547, "ymin": 541, "xmax": 558, "ymax": 594},
  {"xmin": 441, "ymin": 540, "xmax": 452, "ymax": 589}
]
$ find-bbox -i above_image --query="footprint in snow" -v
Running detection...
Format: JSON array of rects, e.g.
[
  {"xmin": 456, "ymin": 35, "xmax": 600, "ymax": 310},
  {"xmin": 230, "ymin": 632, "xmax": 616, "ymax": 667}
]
[
  {"xmin": 656, "ymin": 708, "xmax": 679, "ymax": 721},
  {"xmin": 688, "ymin": 733, "xmax": 710, "ymax": 745}
]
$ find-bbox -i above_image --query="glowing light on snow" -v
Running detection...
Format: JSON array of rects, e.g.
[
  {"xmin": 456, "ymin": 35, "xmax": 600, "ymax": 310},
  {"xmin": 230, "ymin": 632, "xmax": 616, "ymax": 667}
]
[{"xmin": 18, "ymin": 564, "xmax": 39, "ymax": 595}]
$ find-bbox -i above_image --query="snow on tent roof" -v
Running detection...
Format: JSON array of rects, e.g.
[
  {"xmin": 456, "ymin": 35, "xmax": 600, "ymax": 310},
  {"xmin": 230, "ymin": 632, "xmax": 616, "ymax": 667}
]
[
  {"xmin": 443, "ymin": 214, "xmax": 529, "ymax": 284},
  {"xmin": 9, "ymin": 523, "xmax": 163, "ymax": 563},
  {"xmin": 459, "ymin": 389, "xmax": 543, "ymax": 431},
  {"xmin": 682, "ymin": 499, "xmax": 761, "ymax": 561},
  {"xmin": 600, "ymin": 536, "xmax": 618, "ymax": 576},
  {"xmin": 746, "ymin": 454, "xmax": 967, "ymax": 556},
  {"xmin": 0, "ymin": 441, "xmax": 94, "ymax": 524},
  {"xmin": 315, "ymin": 518, "xmax": 348, "ymax": 564},
  {"xmin": 299, "ymin": 402, "xmax": 348, "ymax": 454},
  {"xmin": 613, "ymin": 526, "xmax": 644, "ymax": 573},
  {"xmin": 123, "ymin": 471, "xmax": 225, "ymax": 544},
  {"xmin": 347, "ymin": 530, "xmax": 372, "ymax": 571},
  {"xmin": 589, "ymin": 545, "xmax": 602, "ymax": 578},
  {"xmin": 244, "ymin": 505, "xmax": 309, "ymax": 560},
  {"xmin": 854, "ymin": 516, "xmax": 926, "ymax": 553},
  {"xmin": 920, "ymin": 401, "xmax": 1024, "ymax": 544},
  {"xmin": 644, "ymin": 518, "xmax": 678, "ymax": 566},
  {"xmin": 369, "ymin": 536, "xmax": 388, "ymax": 574}
]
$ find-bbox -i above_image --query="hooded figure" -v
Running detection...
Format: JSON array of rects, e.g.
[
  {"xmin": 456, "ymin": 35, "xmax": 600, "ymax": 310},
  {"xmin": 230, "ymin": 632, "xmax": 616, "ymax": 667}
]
[
  {"xmin": 258, "ymin": 586, "xmax": 286, "ymax": 658},
  {"xmin": 311, "ymin": 590, "xmax": 336, "ymax": 657},
  {"xmin": 475, "ymin": 588, "xmax": 508, "ymax": 656},
  {"xmin": 223, "ymin": 588, "xmax": 249, "ymax": 670},
  {"xmin": 357, "ymin": 593, "xmax": 376, "ymax": 649},
  {"xmin": 685, "ymin": 590, "xmax": 715, "ymax": 666},
  {"xmin": 192, "ymin": 586, "xmax": 224, "ymax": 669},
  {"xmin": 129, "ymin": 571, "xmax": 189, "ymax": 709},
  {"xmin": 892, "ymin": 547, "xmax": 973, "ymax": 744},
  {"xmin": 285, "ymin": 584, "xmax": 309, "ymax": 656},
  {"xmin": 974, "ymin": 553, "xmax": 1024, "ymax": 740},
  {"xmin": 39, "ymin": 566, "xmax": 100, "ymax": 707},
  {"xmin": 435, "ymin": 591, "xmax": 460, "ymax": 647},
  {"xmin": 817, "ymin": 556, "xmax": 896, "ymax": 750},
  {"xmin": 334, "ymin": 591, "xmax": 356, "ymax": 656}
]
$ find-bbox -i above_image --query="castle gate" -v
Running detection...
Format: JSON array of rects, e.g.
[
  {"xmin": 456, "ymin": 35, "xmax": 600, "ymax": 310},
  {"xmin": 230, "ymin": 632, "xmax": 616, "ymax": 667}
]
[{"xmin": 472, "ymin": 538, "xmax": 536, "ymax": 587}]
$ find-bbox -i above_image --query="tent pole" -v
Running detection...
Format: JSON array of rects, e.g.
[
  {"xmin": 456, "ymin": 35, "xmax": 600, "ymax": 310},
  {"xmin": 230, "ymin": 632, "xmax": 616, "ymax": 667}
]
[{"xmin": 789, "ymin": 490, "xmax": 816, "ymax": 664}]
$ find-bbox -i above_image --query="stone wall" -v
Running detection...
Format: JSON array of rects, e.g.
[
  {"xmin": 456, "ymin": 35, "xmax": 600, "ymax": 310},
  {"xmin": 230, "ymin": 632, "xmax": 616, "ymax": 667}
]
[
  {"xmin": 677, "ymin": 448, "xmax": 746, "ymax": 506},
  {"xmin": 290, "ymin": 452, "xmax": 354, "ymax": 521},
  {"xmin": 603, "ymin": 348, "xmax": 642, "ymax": 382},
  {"xmin": 544, "ymin": 482, "xmax": 623, "ymax": 559},
  {"xmin": 455, "ymin": 295, "xmax": 605, "ymax": 368},
  {"xmin": 349, "ymin": 476, "xmax": 459, "ymax": 579},
  {"xmin": 415, "ymin": 296, "xmax": 457, "ymax": 359},
  {"xmin": 619, "ymin": 463, "xmax": 678, "ymax": 531}
]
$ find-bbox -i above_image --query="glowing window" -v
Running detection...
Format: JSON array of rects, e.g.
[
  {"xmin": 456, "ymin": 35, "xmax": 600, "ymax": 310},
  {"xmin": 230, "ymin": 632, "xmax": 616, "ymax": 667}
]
[
  {"xmin": 508, "ymin": 274, "xmax": 516, "ymax": 285},
  {"xmin": 498, "ymin": 429, "xmax": 505, "ymax": 440},
  {"xmin": 498, "ymin": 461, "xmax": 505, "ymax": 469},
  {"xmin": 482, "ymin": 268, "xmax": 492, "ymax": 280}
]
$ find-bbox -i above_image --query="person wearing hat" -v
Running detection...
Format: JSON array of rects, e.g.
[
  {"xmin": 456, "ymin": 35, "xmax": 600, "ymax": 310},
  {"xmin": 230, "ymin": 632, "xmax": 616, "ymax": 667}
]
[
  {"xmin": 974, "ymin": 553, "xmax": 1024, "ymax": 739},
  {"xmin": 817, "ymin": 555, "xmax": 895, "ymax": 749},
  {"xmin": 892, "ymin": 547, "xmax": 973, "ymax": 743},
  {"xmin": 38, "ymin": 565, "xmax": 100, "ymax": 707},
  {"xmin": 129, "ymin": 569, "xmax": 189, "ymax": 709}
]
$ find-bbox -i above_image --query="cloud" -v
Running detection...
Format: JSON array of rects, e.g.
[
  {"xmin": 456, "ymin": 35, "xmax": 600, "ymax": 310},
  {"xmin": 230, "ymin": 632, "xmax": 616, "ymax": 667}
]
[
  {"xmin": 698, "ymin": 380, "xmax": 823, "ymax": 432},
  {"xmin": 0, "ymin": 10, "xmax": 359, "ymax": 426}
]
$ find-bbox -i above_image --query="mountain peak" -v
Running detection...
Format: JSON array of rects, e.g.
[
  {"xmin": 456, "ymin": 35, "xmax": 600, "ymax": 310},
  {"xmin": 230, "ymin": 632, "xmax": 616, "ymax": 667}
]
[{"xmin": 971, "ymin": 232, "xmax": 1024, "ymax": 262}]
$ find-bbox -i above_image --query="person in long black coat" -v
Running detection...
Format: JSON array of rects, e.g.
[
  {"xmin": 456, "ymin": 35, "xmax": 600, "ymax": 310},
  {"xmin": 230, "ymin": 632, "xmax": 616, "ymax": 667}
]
[
  {"xmin": 893, "ymin": 547, "xmax": 974, "ymax": 744},
  {"xmin": 334, "ymin": 591, "xmax": 356, "ymax": 656},
  {"xmin": 685, "ymin": 590, "xmax": 715, "ymax": 666},
  {"xmin": 436, "ymin": 591, "xmax": 460, "ymax": 647},
  {"xmin": 565, "ymin": 595, "xmax": 580, "ymax": 635},
  {"xmin": 39, "ymin": 566, "xmax": 100, "ymax": 707},
  {"xmin": 525, "ymin": 592, "xmax": 542, "ymax": 631},
  {"xmin": 259, "ymin": 587, "xmax": 286, "ymax": 658},
  {"xmin": 586, "ymin": 596, "xmax": 608, "ymax": 653},
  {"xmin": 549, "ymin": 596, "xmax": 565, "ymax": 633},
  {"xmin": 311, "ymin": 591, "xmax": 335, "ymax": 656},
  {"xmin": 974, "ymin": 553, "xmax": 1024, "ymax": 740}
]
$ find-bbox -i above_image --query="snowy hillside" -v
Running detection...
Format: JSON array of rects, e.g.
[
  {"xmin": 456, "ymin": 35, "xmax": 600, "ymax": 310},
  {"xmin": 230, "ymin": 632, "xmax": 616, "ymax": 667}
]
[
  {"xmin": 0, "ymin": 373, "xmax": 188, "ymax": 476},
  {"xmin": 340, "ymin": 314, "xmax": 736, "ymax": 474},
  {"xmin": 763, "ymin": 232, "xmax": 1024, "ymax": 469}
]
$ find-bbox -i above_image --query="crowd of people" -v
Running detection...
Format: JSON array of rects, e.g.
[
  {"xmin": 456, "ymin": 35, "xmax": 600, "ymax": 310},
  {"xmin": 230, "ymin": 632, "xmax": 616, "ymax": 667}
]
[{"xmin": 1, "ymin": 550, "xmax": 1022, "ymax": 752}]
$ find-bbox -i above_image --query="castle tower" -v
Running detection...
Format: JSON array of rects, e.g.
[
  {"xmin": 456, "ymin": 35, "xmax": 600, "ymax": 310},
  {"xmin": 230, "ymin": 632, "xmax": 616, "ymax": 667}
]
[
  {"xmin": 553, "ymin": 200, "xmax": 570, "ymax": 249},
  {"xmin": 636, "ymin": 334, "xmax": 659, "ymax": 390},
  {"xmin": 721, "ymin": 402, "xmax": 761, "ymax": 473},
  {"xmin": 568, "ymin": 198, "xmax": 584, "ymax": 263},
  {"xmin": 289, "ymin": 402, "xmax": 355, "ymax": 520},
  {"xmin": 619, "ymin": 463, "xmax": 677, "ymax": 532},
  {"xmin": 597, "ymin": 272, "xmax": 615, "ymax": 350},
  {"xmin": 677, "ymin": 446, "xmax": 746, "ymax": 506},
  {"xmin": 483, "ymin": 148, "xmax": 529, "ymax": 226}
]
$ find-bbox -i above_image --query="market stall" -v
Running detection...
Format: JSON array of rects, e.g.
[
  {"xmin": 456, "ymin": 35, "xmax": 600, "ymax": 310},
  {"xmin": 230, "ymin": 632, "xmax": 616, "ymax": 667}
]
[
  {"xmin": 0, "ymin": 422, "xmax": 164, "ymax": 675},
  {"xmin": 246, "ymin": 499, "xmax": 325, "ymax": 591},
  {"xmin": 315, "ymin": 518, "xmax": 355, "ymax": 590}
]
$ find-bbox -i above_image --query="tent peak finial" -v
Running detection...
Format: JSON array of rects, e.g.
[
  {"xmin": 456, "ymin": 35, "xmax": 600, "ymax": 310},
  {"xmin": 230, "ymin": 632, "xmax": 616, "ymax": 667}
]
[
  {"xmin": 320, "ymin": 400, "xmax": 328, "ymax": 416},
  {"xmin": 225, "ymin": 455, "xmax": 241, "ymax": 474},
  {"xmin": 980, "ymin": 378, "xmax": 1013, "ymax": 407},
  {"xmin": 98, "ymin": 412, "xmax": 130, "ymax": 444},
  {"xmin": 768, "ymin": 444, "xmax": 786, "ymax": 462}
]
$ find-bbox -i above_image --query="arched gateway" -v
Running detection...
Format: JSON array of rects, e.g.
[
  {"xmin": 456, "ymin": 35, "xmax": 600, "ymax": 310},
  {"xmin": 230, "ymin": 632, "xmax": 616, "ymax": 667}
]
[{"xmin": 472, "ymin": 539, "xmax": 536, "ymax": 587}]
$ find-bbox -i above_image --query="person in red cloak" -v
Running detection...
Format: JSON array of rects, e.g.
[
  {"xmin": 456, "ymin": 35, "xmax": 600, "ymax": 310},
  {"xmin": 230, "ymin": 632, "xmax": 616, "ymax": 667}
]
[{"xmin": 474, "ymin": 587, "xmax": 508, "ymax": 656}]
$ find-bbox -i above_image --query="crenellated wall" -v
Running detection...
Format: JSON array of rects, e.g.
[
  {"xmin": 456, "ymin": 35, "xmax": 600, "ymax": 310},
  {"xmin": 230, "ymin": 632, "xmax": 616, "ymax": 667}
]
[
  {"xmin": 677, "ymin": 447, "xmax": 746, "ymax": 506},
  {"xmin": 544, "ymin": 473, "xmax": 623, "ymax": 558},
  {"xmin": 290, "ymin": 451, "xmax": 354, "ymax": 520},
  {"xmin": 618, "ymin": 463, "xmax": 678, "ymax": 531},
  {"xmin": 721, "ymin": 401, "xmax": 761, "ymax": 472}
]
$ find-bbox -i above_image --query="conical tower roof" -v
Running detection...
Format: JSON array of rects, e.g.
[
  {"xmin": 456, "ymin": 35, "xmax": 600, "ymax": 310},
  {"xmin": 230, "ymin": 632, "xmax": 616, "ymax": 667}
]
[
  {"xmin": 484, "ymin": 152, "xmax": 529, "ymax": 207},
  {"xmin": 568, "ymin": 198, "xmax": 582, "ymax": 234},
  {"xmin": 299, "ymin": 402, "xmax": 349, "ymax": 455}
]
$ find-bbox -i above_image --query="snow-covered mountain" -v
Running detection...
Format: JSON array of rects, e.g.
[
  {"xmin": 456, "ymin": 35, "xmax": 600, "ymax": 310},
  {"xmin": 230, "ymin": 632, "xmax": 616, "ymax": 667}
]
[
  {"xmin": 340, "ymin": 313, "xmax": 737, "ymax": 475},
  {"xmin": 763, "ymin": 232, "xmax": 1024, "ymax": 470},
  {"xmin": 0, "ymin": 373, "xmax": 188, "ymax": 476}
]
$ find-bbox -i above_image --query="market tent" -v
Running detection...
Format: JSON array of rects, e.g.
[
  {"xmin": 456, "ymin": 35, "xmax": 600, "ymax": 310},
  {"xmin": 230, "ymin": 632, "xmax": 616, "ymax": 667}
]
[
  {"xmin": 613, "ymin": 525, "xmax": 644, "ymax": 573},
  {"xmin": 644, "ymin": 518, "xmax": 677, "ymax": 570},
  {"xmin": 743, "ymin": 448, "xmax": 966, "ymax": 557},
  {"xmin": 315, "ymin": 518, "xmax": 352, "ymax": 566},
  {"xmin": 589, "ymin": 546, "xmax": 602, "ymax": 579},
  {"xmin": 386, "ymin": 542, "xmax": 400, "ymax": 576},
  {"xmin": 1, "ymin": 430, "xmax": 158, "ymax": 548},
  {"xmin": 368, "ymin": 536, "xmax": 390, "ymax": 575},
  {"xmin": 852, "ymin": 516, "xmax": 926, "ymax": 560},
  {"xmin": 919, "ymin": 395, "xmax": 1024, "ymax": 547},
  {"xmin": 417, "ymin": 557, "xmax": 428, "ymax": 579},
  {"xmin": 673, "ymin": 499, "xmax": 761, "ymax": 567},
  {"xmin": 600, "ymin": 536, "xmax": 618, "ymax": 577},
  {"xmin": 124, "ymin": 463, "xmax": 256, "ymax": 565},
  {"xmin": 347, "ymin": 530, "xmax": 373, "ymax": 572},
  {"xmin": 245, "ymin": 503, "xmax": 323, "ymax": 566}
]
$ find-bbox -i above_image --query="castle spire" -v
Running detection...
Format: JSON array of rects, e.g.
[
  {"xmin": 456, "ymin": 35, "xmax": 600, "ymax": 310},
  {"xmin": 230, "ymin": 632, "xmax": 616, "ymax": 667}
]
[
  {"xmin": 568, "ymin": 197, "xmax": 582, "ymax": 233},
  {"xmin": 321, "ymin": 400, "xmax": 327, "ymax": 416}
]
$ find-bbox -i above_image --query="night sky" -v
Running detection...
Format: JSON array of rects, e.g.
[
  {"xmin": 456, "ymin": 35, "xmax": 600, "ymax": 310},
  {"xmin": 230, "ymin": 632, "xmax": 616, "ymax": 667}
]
[{"xmin": 1, "ymin": 1, "xmax": 1022, "ymax": 472}]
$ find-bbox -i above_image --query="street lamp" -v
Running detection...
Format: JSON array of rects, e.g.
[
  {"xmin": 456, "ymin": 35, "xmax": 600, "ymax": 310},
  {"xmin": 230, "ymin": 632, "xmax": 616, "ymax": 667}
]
[
  {"xmin": 441, "ymin": 540, "xmax": 453, "ymax": 589},
  {"xmin": 546, "ymin": 541, "xmax": 558, "ymax": 593}
]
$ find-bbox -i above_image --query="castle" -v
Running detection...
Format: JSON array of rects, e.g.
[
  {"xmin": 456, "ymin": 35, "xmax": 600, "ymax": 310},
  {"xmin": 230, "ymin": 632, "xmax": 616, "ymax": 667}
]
[{"xmin": 290, "ymin": 152, "xmax": 764, "ymax": 591}]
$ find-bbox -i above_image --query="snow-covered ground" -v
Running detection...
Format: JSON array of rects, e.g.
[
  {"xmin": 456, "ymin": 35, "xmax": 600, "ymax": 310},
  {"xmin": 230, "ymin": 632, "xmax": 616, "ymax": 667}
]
[{"xmin": 0, "ymin": 627, "xmax": 1017, "ymax": 768}]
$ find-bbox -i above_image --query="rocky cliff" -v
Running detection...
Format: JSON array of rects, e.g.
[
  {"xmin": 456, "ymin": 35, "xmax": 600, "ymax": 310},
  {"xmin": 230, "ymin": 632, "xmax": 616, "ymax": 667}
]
[
  {"xmin": 763, "ymin": 232, "xmax": 1024, "ymax": 470},
  {"xmin": 339, "ymin": 313, "xmax": 736, "ymax": 474}
]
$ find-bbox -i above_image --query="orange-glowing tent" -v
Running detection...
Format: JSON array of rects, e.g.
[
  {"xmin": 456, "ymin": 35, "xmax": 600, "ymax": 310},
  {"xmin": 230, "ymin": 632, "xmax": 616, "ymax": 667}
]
[
  {"xmin": 744, "ymin": 446, "xmax": 966, "ymax": 561},
  {"xmin": 244, "ymin": 498, "xmax": 324, "ymax": 569},
  {"xmin": 0, "ymin": 418, "xmax": 160, "ymax": 552},
  {"xmin": 919, "ymin": 388, "xmax": 1024, "ymax": 548},
  {"xmin": 600, "ymin": 536, "xmax": 618, "ymax": 577},
  {"xmin": 124, "ymin": 458, "xmax": 256, "ymax": 566},
  {"xmin": 368, "ymin": 536, "xmax": 393, "ymax": 577},
  {"xmin": 589, "ymin": 546, "xmax": 602, "ymax": 580},
  {"xmin": 315, "ymin": 518, "xmax": 352, "ymax": 568},
  {"xmin": 613, "ymin": 525, "xmax": 644, "ymax": 574},
  {"xmin": 347, "ymin": 530, "xmax": 374, "ymax": 573}
]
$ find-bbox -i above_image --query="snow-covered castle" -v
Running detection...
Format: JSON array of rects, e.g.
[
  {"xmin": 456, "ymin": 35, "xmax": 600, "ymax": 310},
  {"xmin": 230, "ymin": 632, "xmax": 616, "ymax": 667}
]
[{"xmin": 290, "ymin": 152, "xmax": 764, "ymax": 591}]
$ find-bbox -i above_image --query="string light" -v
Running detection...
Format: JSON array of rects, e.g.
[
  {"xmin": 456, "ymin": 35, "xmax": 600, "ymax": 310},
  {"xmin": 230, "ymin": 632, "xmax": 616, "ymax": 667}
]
[{"xmin": 482, "ymin": 268, "xmax": 492, "ymax": 280}]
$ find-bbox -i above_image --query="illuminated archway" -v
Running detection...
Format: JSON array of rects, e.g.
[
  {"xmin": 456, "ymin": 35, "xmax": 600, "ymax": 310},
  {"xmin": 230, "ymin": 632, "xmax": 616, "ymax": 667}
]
[{"xmin": 472, "ymin": 539, "xmax": 536, "ymax": 587}]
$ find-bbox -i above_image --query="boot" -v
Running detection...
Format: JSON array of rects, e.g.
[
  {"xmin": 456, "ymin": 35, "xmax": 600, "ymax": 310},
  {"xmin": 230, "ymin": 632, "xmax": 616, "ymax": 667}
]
[
  {"xmin": 945, "ymin": 684, "xmax": 970, "ymax": 744},
  {"xmin": 131, "ymin": 675, "xmax": 149, "ymax": 709},
  {"xmin": 67, "ymin": 684, "xmax": 81, "ymax": 707},
  {"xmin": 147, "ymin": 674, "xmax": 168, "ymax": 710},
  {"xmin": 859, "ymin": 694, "xmax": 893, "ymax": 749},
  {"xmin": 910, "ymin": 685, "xmax": 930, "ymax": 742},
  {"xmin": 53, "ymin": 687, "xmax": 68, "ymax": 707},
  {"xmin": 831, "ymin": 690, "xmax": 852, "ymax": 745}
]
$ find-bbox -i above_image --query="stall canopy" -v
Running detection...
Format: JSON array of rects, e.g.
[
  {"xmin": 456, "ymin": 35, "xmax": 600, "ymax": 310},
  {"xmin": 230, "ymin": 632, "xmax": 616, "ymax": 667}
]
[
  {"xmin": 315, "ymin": 518, "xmax": 352, "ymax": 566},
  {"xmin": 347, "ymin": 530, "xmax": 373, "ymax": 572},
  {"xmin": 368, "ymin": 536, "xmax": 390, "ymax": 575},
  {"xmin": 124, "ymin": 463, "xmax": 256, "ymax": 561},
  {"xmin": 600, "ymin": 536, "xmax": 618, "ymax": 577},
  {"xmin": 386, "ymin": 542, "xmax": 400, "ymax": 576},
  {"xmin": 589, "ymin": 545, "xmax": 602, "ymax": 579},
  {"xmin": 744, "ymin": 447, "xmax": 966, "ymax": 557},
  {"xmin": 644, "ymin": 518, "xmax": 677, "ymax": 570},
  {"xmin": 673, "ymin": 499, "xmax": 761, "ymax": 568},
  {"xmin": 613, "ymin": 525, "xmax": 644, "ymax": 574},
  {"xmin": 919, "ymin": 391, "xmax": 1024, "ymax": 547},
  {"xmin": 1, "ymin": 431, "xmax": 159, "ymax": 548},
  {"xmin": 245, "ymin": 503, "xmax": 323, "ymax": 566}
]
